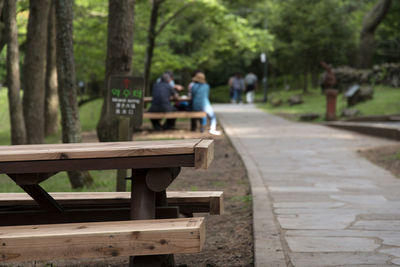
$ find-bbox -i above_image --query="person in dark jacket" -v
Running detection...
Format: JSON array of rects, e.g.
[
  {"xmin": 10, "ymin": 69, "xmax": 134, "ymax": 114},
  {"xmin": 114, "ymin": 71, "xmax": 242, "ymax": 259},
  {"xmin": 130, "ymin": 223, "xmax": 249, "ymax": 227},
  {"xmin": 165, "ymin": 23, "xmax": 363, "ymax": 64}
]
[{"xmin": 148, "ymin": 73, "xmax": 178, "ymax": 130}]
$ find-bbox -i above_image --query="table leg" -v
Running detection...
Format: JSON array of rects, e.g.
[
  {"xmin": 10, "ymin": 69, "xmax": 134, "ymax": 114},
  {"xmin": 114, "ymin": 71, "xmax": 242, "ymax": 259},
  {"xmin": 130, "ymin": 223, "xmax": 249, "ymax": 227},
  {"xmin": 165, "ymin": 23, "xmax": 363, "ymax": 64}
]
[
  {"xmin": 129, "ymin": 169, "xmax": 175, "ymax": 267},
  {"xmin": 130, "ymin": 169, "xmax": 156, "ymax": 267},
  {"xmin": 155, "ymin": 190, "xmax": 175, "ymax": 266},
  {"xmin": 130, "ymin": 169, "xmax": 155, "ymax": 220}
]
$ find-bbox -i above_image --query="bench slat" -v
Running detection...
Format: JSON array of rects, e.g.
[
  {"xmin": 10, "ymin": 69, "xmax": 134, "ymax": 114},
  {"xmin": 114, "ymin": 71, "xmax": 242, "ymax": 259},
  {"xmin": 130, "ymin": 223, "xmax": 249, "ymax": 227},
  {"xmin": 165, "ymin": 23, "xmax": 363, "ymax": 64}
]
[
  {"xmin": 0, "ymin": 191, "xmax": 224, "ymax": 215},
  {"xmin": 0, "ymin": 218, "xmax": 205, "ymax": 263},
  {"xmin": 143, "ymin": 112, "xmax": 206, "ymax": 119}
]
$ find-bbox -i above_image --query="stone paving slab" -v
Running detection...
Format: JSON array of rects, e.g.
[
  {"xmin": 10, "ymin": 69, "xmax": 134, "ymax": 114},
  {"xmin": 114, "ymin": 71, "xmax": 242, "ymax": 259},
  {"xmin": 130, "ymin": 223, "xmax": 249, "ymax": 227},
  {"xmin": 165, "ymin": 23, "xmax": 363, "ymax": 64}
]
[
  {"xmin": 214, "ymin": 104, "xmax": 399, "ymax": 267},
  {"xmin": 286, "ymin": 236, "xmax": 379, "ymax": 252},
  {"xmin": 289, "ymin": 252, "xmax": 391, "ymax": 267}
]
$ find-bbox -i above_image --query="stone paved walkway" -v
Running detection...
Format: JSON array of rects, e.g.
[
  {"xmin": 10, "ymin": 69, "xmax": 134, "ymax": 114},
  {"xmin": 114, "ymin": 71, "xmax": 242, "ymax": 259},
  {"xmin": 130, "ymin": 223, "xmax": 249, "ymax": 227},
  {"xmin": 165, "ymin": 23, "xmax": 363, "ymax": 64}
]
[{"xmin": 214, "ymin": 104, "xmax": 400, "ymax": 267}]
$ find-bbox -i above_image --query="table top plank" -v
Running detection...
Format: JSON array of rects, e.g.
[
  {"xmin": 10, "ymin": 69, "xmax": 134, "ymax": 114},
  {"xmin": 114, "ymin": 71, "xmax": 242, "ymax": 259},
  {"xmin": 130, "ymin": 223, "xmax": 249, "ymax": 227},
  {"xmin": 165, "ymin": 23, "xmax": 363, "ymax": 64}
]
[{"xmin": 0, "ymin": 139, "xmax": 202, "ymax": 162}]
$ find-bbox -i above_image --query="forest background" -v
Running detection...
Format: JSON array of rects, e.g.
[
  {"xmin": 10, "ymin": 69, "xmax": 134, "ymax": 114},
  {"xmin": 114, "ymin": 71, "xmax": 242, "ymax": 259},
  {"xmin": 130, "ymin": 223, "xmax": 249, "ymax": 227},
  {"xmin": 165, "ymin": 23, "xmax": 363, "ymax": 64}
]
[{"xmin": 2, "ymin": 0, "xmax": 399, "ymax": 94}]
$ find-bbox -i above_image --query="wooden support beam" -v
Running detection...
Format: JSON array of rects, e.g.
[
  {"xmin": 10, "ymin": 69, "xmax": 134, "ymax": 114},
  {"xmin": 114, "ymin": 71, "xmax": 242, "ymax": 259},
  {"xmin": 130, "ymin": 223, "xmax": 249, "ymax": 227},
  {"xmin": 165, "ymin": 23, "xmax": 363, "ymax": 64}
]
[
  {"xmin": 0, "ymin": 206, "xmax": 181, "ymax": 226},
  {"xmin": 8, "ymin": 183, "xmax": 63, "ymax": 213},
  {"xmin": 0, "ymin": 191, "xmax": 224, "ymax": 215},
  {"xmin": 194, "ymin": 139, "xmax": 214, "ymax": 169}
]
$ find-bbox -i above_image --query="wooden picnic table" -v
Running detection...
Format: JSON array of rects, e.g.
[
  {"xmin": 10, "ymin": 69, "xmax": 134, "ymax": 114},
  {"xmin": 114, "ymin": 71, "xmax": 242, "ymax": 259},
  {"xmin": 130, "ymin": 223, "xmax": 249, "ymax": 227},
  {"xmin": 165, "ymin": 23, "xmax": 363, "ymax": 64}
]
[{"xmin": 0, "ymin": 138, "xmax": 214, "ymax": 266}]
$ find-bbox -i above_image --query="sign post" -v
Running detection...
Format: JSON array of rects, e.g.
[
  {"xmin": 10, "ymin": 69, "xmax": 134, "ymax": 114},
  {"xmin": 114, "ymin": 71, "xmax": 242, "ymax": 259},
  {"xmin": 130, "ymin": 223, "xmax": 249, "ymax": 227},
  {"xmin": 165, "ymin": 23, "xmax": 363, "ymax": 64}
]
[
  {"xmin": 261, "ymin": 52, "xmax": 268, "ymax": 103},
  {"xmin": 108, "ymin": 75, "xmax": 144, "ymax": 191}
]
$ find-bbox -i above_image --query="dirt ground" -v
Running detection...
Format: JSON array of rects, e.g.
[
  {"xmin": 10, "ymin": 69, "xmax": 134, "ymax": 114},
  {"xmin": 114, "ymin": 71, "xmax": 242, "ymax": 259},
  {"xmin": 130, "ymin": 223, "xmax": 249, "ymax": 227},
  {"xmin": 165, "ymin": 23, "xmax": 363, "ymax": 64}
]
[
  {"xmin": 359, "ymin": 143, "xmax": 400, "ymax": 178},
  {"xmin": 15, "ymin": 122, "xmax": 254, "ymax": 267}
]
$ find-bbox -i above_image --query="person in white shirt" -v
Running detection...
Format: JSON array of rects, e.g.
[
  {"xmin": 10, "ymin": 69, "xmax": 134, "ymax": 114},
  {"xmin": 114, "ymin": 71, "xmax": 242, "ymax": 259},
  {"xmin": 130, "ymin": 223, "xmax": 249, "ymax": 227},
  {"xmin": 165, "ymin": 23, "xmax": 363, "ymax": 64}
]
[{"xmin": 244, "ymin": 72, "xmax": 258, "ymax": 104}]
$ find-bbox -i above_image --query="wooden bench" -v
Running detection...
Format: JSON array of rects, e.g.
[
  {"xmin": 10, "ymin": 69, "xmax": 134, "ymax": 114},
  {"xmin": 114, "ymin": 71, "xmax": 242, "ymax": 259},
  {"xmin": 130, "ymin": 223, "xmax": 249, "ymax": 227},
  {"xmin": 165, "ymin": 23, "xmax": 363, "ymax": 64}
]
[
  {"xmin": 143, "ymin": 111, "xmax": 206, "ymax": 120},
  {"xmin": 0, "ymin": 139, "xmax": 215, "ymax": 265},
  {"xmin": 0, "ymin": 217, "xmax": 204, "ymax": 263},
  {"xmin": 0, "ymin": 191, "xmax": 224, "ymax": 226}
]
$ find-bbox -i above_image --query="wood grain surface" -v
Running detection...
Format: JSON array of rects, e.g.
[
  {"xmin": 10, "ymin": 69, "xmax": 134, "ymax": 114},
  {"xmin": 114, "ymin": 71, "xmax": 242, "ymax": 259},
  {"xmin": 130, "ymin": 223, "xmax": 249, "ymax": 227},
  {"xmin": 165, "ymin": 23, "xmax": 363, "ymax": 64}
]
[
  {"xmin": 0, "ymin": 217, "xmax": 205, "ymax": 263},
  {"xmin": 0, "ymin": 139, "xmax": 202, "ymax": 162}
]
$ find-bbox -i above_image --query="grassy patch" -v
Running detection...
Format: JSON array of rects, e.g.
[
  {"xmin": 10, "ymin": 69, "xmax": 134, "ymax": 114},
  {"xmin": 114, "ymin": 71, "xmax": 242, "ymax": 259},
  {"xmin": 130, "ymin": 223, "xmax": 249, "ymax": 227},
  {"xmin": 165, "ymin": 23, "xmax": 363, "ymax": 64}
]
[
  {"xmin": 0, "ymin": 89, "xmax": 11, "ymax": 145},
  {"xmin": 258, "ymin": 85, "xmax": 400, "ymax": 121},
  {"xmin": 79, "ymin": 98, "xmax": 103, "ymax": 132}
]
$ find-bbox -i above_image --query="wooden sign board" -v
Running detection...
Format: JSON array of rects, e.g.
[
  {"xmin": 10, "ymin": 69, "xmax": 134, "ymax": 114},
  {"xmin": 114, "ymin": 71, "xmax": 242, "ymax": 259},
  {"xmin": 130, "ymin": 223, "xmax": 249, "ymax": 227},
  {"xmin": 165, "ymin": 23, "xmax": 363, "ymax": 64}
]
[{"xmin": 108, "ymin": 76, "xmax": 144, "ymax": 127}]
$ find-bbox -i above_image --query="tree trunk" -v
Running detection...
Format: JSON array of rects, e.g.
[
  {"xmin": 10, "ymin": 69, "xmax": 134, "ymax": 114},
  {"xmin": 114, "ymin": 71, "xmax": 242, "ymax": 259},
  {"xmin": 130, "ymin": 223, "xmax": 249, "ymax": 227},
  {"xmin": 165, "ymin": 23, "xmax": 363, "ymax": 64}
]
[
  {"xmin": 0, "ymin": 0, "xmax": 7, "ymax": 53},
  {"xmin": 96, "ymin": 0, "xmax": 135, "ymax": 142},
  {"xmin": 144, "ymin": 0, "xmax": 164, "ymax": 96},
  {"xmin": 55, "ymin": 0, "xmax": 93, "ymax": 188},
  {"xmin": 143, "ymin": 1, "xmax": 191, "ymax": 96},
  {"xmin": 22, "ymin": 0, "xmax": 50, "ymax": 144},
  {"xmin": 0, "ymin": 1, "xmax": 4, "ymax": 18},
  {"xmin": 311, "ymin": 68, "xmax": 319, "ymax": 89},
  {"xmin": 302, "ymin": 70, "xmax": 308, "ymax": 94},
  {"xmin": 359, "ymin": 0, "xmax": 392, "ymax": 68},
  {"xmin": 45, "ymin": 1, "xmax": 59, "ymax": 136},
  {"xmin": 5, "ymin": 0, "xmax": 27, "ymax": 145}
]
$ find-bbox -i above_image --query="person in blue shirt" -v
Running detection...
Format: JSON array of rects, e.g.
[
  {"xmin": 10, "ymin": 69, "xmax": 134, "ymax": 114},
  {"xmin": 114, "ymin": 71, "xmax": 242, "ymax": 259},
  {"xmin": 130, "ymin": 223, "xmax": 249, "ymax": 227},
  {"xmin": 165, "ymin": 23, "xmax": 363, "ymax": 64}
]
[{"xmin": 191, "ymin": 72, "xmax": 221, "ymax": 135}]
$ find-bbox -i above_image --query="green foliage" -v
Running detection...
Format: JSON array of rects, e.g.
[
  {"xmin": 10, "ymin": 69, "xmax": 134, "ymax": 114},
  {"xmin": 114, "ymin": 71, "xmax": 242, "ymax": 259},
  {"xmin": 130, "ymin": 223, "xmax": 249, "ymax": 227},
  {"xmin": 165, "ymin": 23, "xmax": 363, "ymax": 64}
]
[
  {"xmin": 375, "ymin": 0, "xmax": 400, "ymax": 63},
  {"xmin": 266, "ymin": 0, "xmax": 356, "ymax": 74},
  {"xmin": 137, "ymin": 0, "xmax": 272, "ymax": 84},
  {"xmin": 70, "ymin": 0, "xmax": 273, "ymax": 87},
  {"xmin": 209, "ymin": 85, "xmax": 231, "ymax": 103},
  {"xmin": 74, "ymin": 0, "xmax": 108, "ymax": 83}
]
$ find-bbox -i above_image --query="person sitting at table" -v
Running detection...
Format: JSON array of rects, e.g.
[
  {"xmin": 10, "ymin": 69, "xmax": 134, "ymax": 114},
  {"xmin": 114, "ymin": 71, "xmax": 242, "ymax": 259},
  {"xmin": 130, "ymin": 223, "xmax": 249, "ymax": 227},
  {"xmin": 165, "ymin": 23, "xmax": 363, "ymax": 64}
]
[
  {"xmin": 148, "ymin": 72, "xmax": 180, "ymax": 131},
  {"xmin": 156, "ymin": 70, "xmax": 184, "ymax": 92}
]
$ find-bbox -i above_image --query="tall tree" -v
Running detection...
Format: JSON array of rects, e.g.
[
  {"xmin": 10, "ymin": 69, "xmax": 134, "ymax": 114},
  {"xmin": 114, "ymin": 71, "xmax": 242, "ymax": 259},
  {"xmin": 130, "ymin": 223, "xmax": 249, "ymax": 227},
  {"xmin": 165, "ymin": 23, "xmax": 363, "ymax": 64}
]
[
  {"xmin": 45, "ymin": 1, "xmax": 59, "ymax": 136},
  {"xmin": 5, "ymin": 0, "xmax": 27, "ymax": 145},
  {"xmin": 359, "ymin": 0, "xmax": 392, "ymax": 68},
  {"xmin": 143, "ymin": 0, "xmax": 191, "ymax": 96},
  {"xmin": 96, "ymin": 0, "xmax": 135, "ymax": 142},
  {"xmin": 55, "ymin": 0, "xmax": 93, "ymax": 188},
  {"xmin": 0, "ymin": 1, "xmax": 4, "ymax": 19},
  {"xmin": 22, "ymin": 0, "xmax": 50, "ymax": 144},
  {"xmin": 143, "ymin": 0, "xmax": 163, "ymax": 96},
  {"xmin": 0, "ymin": 0, "xmax": 6, "ymax": 53}
]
